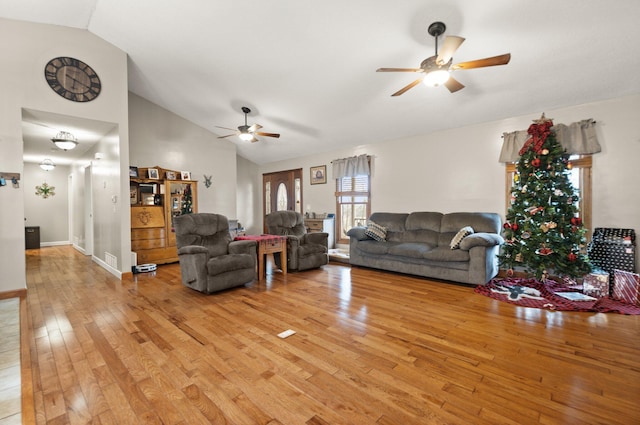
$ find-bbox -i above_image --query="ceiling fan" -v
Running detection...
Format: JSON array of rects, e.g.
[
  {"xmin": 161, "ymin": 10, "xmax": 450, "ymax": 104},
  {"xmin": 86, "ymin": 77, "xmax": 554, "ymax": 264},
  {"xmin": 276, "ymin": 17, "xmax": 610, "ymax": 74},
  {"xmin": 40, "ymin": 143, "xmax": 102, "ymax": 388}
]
[
  {"xmin": 377, "ymin": 21, "xmax": 511, "ymax": 96},
  {"xmin": 216, "ymin": 106, "xmax": 280, "ymax": 143}
]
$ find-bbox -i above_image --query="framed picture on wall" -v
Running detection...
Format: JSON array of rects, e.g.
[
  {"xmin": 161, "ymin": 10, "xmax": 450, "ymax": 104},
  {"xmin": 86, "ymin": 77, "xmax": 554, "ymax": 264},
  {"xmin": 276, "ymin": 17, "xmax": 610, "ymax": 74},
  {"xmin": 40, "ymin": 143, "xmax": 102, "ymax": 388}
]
[
  {"xmin": 129, "ymin": 166, "xmax": 139, "ymax": 178},
  {"xmin": 166, "ymin": 171, "xmax": 176, "ymax": 180},
  {"xmin": 148, "ymin": 168, "xmax": 159, "ymax": 179},
  {"xmin": 310, "ymin": 165, "xmax": 326, "ymax": 185},
  {"xmin": 181, "ymin": 171, "xmax": 191, "ymax": 180}
]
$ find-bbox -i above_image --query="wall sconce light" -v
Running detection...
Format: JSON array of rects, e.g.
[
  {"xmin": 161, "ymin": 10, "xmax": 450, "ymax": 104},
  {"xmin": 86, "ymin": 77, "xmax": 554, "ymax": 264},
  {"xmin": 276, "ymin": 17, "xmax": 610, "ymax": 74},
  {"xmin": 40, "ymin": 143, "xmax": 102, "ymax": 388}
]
[
  {"xmin": 39, "ymin": 158, "xmax": 56, "ymax": 171},
  {"xmin": 51, "ymin": 131, "xmax": 78, "ymax": 150}
]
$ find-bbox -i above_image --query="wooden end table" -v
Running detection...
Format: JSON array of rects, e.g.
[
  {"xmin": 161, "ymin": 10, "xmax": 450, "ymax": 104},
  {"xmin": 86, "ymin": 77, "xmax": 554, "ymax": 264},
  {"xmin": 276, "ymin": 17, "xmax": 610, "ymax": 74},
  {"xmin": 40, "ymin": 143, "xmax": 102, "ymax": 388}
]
[{"xmin": 235, "ymin": 234, "xmax": 287, "ymax": 280}]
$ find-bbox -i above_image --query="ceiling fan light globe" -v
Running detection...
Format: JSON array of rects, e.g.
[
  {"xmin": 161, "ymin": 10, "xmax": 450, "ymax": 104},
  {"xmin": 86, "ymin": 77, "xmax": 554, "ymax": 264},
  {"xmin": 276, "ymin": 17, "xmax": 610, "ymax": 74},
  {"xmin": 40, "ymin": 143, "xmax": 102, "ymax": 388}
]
[
  {"xmin": 423, "ymin": 69, "xmax": 450, "ymax": 87},
  {"xmin": 238, "ymin": 132, "xmax": 253, "ymax": 141}
]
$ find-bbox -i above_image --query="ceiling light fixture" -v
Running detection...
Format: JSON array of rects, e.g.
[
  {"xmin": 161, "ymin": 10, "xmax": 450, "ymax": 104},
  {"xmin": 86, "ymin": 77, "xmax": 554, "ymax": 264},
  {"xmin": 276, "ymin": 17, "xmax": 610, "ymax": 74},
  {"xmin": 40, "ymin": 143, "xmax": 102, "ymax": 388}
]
[
  {"xmin": 39, "ymin": 158, "xmax": 56, "ymax": 171},
  {"xmin": 238, "ymin": 125, "xmax": 254, "ymax": 141},
  {"xmin": 51, "ymin": 131, "xmax": 78, "ymax": 150},
  {"xmin": 422, "ymin": 69, "xmax": 450, "ymax": 87}
]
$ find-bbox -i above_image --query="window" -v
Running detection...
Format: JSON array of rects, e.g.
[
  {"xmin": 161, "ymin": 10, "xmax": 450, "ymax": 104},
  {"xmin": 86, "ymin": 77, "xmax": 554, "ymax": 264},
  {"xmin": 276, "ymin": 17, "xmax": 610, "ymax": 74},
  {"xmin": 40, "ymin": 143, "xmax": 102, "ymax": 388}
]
[
  {"xmin": 505, "ymin": 154, "xmax": 592, "ymax": 240},
  {"xmin": 335, "ymin": 174, "xmax": 370, "ymax": 245}
]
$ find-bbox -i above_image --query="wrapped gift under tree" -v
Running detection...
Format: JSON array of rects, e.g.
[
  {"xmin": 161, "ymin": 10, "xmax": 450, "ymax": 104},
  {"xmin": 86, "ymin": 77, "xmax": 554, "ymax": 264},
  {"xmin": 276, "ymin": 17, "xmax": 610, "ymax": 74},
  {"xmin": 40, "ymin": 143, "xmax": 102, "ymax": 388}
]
[
  {"xmin": 583, "ymin": 270, "xmax": 609, "ymax": 298},
  {"xmin": 587, "ymin": 228, "xmax": 635, "ymax": 294}
]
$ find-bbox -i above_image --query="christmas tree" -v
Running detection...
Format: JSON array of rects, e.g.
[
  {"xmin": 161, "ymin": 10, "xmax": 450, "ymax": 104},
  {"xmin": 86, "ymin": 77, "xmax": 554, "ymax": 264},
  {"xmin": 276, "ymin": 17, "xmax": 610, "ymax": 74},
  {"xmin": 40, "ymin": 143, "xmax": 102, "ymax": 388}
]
[
  {"xmin": 181, "ymin": 184, "xmax": 193, "ymax": 215},
  {"xmin": 499, "ymin": 114, "xmax": 591, "ymax": 280}
]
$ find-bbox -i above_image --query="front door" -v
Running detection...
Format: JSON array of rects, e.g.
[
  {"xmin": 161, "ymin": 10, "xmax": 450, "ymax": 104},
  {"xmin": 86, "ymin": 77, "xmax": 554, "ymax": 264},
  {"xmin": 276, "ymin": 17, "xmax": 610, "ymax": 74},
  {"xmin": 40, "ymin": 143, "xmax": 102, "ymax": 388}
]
[{"xmin": 263, "ymin": 169, "xmax": 303, "ymax": 232}]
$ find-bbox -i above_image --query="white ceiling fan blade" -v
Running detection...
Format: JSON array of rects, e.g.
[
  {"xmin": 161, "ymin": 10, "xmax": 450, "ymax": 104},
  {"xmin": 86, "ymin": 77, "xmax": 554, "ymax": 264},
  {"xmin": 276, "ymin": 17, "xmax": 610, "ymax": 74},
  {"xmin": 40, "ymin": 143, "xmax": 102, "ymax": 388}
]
[
  {"xmin": 248, "ymin": 123, "xmax": 262, "ymax": 133},
  {"xmin": 437, "ymin": 36, "xmax": 465, "ymax": 65},
  {"xmin": 215, "ymin": 125, "xmax": 237, "ymax": 131}
]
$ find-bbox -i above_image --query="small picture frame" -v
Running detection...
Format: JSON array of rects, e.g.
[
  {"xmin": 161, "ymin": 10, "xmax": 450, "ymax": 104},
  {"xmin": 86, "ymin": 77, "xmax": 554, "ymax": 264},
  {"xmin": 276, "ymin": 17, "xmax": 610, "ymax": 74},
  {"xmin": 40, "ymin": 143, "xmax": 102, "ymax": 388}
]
[
  {"xmin": 172, "ymin": 195, "xmax": 180, "ymax": 211},
  {"xmin": 166, "ymin": 171, "xmax": 176, "ymax": 180},
  {"xmin": 310, "ymin": 165, "xmax": 327, "ymax": 185},
  {"xmin": 148, "ymin": 168, "xmax": 159, "ymax": 179},
  {"xmin": 129, "ymin": 186, "xmax": 138, "ymax": 205},
  {"xmin": 129, "ymin": 166, "xmax": 139, "ymax": 178},
  {"xmin": 181, "ymin": 171, "xmax": 191, "ymax": 180}
]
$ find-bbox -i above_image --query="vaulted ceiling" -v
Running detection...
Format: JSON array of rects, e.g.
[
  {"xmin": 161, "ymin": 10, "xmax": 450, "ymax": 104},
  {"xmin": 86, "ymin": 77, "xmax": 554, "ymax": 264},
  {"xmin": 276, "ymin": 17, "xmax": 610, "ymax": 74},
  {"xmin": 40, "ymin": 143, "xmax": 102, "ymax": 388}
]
[{"xmin": 4, "ymin": 0, "xmax": 640, "ymax": 165}]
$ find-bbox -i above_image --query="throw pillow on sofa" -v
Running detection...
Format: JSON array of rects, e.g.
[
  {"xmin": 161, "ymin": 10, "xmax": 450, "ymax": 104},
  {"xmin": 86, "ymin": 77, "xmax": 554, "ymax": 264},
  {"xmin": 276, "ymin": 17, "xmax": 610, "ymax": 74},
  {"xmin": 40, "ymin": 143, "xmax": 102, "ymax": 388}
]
[
  {"xmin": 364, "ymin": 221, "xmax": 387, "ymax": 242},
  {"xmin": 450, "ymin": 226, "xmax": 474, "ymax": 249}
]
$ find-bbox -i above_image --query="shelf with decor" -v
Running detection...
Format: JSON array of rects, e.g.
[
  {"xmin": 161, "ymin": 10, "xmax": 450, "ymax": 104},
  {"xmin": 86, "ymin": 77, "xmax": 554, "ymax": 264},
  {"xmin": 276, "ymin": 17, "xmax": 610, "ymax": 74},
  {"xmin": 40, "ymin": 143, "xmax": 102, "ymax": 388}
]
[{"xmin": 130, "ymin": 166, "xmax": 198, "ymax": 265}]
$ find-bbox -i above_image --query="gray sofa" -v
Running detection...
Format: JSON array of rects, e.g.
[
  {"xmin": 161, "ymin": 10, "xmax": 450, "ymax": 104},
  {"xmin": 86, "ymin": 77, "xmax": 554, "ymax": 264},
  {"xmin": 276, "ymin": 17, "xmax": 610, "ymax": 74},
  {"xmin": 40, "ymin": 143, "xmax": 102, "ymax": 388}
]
[{"xmin": 347, "ymin": 212, "xmax": 504, "ymax": 285}]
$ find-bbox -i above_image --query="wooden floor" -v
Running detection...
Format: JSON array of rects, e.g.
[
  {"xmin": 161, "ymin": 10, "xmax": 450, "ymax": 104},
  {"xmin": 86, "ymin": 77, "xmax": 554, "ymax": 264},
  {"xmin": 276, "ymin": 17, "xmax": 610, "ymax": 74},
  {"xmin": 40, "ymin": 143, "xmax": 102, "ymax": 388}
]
[
  {"xmin": 22, "ymin": 246, "xmax": 640, "ymax": 424},
  {"xmin": 0, "ymin": 297, "xmax": 21, "ymax": 424}
]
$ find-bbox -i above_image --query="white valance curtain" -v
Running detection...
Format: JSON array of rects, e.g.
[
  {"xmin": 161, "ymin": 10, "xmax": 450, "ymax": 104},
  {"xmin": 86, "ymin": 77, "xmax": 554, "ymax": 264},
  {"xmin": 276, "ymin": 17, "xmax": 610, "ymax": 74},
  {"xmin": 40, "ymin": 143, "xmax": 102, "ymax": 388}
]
[
  {"xmin": 331, "ymin": 154, "xmax": 370, "ymax": 179},
  {"xmin": 499, "ymin": 119, "xmax": 600, "ymax": 163}
]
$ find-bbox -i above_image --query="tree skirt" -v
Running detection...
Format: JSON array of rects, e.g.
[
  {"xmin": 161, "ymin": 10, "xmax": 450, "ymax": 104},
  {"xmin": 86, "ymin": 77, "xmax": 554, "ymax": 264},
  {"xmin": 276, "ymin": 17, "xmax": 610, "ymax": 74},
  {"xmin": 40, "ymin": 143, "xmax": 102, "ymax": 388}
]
[{"xmin": 475, "ymin": 278, "xmax": 640, "ymax": 315}]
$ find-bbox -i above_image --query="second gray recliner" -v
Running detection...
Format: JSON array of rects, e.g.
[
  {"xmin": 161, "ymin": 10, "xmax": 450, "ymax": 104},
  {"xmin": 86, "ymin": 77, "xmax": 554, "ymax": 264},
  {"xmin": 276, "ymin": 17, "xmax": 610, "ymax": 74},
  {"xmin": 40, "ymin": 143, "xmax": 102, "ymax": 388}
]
[{"xmin": 265, "ymin": 211, "xmax": 329, "ymax": 272}]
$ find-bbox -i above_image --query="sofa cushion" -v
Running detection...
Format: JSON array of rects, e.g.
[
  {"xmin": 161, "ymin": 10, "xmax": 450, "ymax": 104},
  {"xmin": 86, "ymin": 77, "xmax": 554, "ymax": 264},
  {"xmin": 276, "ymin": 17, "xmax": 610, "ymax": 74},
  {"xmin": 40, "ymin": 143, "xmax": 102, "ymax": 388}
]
[
  {"xmin": 347, "ymin": 227, "xmax": 371, "ymax": 241},
  {"xmin": 388, "ymin": 243, "xmax": 433, "ymax": 259},
  {"xmin": 356, "ymin": 240, "xmax": 392, "ymax": 255},
  {"xmin": 424, "ymin": 247, "xmax": 471, "ymax": 262},
  {"xmin": 368, "ymin": 213, "xmax": 408, "ymax": 242},
  {"xmin": 450, "ymin": 226, "xmax": 474, "ymax": 249},
  {"xmin": 364, "ymin": 221, "xmax": 387, "ymax": 241}
]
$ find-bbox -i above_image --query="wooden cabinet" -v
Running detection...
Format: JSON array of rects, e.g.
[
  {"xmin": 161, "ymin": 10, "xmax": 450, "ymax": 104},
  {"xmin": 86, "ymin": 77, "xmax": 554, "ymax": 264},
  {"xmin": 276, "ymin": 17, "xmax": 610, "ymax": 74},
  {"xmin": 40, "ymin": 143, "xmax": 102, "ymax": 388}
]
[
  {"xmin": 305, "ymin": 217, "xmax": 335, "ymax": 249},
  {"xmin": 130, "ymin": 166, "xmax": 197, "ymax": 265}
]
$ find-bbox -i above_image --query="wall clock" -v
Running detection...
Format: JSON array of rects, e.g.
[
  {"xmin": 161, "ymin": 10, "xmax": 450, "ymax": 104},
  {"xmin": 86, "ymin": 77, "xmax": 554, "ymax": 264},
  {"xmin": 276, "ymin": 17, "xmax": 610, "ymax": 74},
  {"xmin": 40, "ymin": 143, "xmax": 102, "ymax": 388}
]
[{"xmin": 44, "ymin": 57, "xmax": 101, "ymax": 102}]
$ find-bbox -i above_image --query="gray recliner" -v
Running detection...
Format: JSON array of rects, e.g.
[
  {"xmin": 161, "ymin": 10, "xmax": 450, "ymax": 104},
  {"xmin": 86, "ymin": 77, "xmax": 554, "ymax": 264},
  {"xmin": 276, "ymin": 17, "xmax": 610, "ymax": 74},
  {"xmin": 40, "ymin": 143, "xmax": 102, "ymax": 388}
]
[
  {"xmin": 265, "ymin": 211, "xmax": 329, "ymax": 272},
  {"xmin": 173, "ymin": 213, "xmax": 257, "ymax": 293}
]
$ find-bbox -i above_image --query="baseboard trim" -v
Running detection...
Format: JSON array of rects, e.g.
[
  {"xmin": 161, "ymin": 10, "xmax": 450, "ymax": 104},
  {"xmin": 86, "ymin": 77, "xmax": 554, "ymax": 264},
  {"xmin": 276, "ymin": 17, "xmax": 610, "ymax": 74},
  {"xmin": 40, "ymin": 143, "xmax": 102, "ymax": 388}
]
[{"xmin": 0, "ymin": 288, "xmax": 27, "ymax": 300}]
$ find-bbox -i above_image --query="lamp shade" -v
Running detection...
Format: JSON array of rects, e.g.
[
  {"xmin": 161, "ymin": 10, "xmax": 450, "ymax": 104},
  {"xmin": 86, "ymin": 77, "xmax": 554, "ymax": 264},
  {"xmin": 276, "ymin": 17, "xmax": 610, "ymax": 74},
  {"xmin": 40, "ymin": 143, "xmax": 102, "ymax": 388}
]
[
  {"xmin": 51, "ymin": 131, "xmax": 78, "ymax": 150},
  {"xmin": 40, "ymin": 159, "xmax": 56, "ymax": 171}
]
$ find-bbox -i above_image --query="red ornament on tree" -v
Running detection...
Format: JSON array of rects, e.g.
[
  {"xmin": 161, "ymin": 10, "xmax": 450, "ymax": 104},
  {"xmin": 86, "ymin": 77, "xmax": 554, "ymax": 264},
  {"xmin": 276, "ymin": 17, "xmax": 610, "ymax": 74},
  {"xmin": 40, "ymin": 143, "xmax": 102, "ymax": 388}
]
[
  {"xmin": 568, "ymin": 252, "xmax": 577, "ymax": 262},
  {"xmin": 511, "ymin": 223, "xmax": 519, "ymax": 231},
  {"xmin": 503, "ymin": 222, "xmax": 512, "ymax": 230},
  {"xmin": 531, "ymin": 158, "xmax": 541, "ymax": 168},
  {"xmin": 570, "ymin": 216, "xmax": 582, "ymax": 226}
]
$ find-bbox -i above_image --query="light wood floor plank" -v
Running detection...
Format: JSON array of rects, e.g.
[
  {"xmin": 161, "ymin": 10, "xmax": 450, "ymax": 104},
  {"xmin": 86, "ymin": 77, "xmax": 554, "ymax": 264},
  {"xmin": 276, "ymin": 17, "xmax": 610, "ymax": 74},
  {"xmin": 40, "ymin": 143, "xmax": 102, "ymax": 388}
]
[{"xmin": 19, "ymin": 246, "xmax": 640, "ymax": 424}]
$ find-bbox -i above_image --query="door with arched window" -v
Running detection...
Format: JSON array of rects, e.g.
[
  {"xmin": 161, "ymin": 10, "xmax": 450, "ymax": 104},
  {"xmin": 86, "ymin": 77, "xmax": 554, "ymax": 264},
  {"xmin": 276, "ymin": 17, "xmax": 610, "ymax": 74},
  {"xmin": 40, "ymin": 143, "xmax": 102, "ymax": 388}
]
[{"xmin": 262, "ymin": 169, "xmax": 303, "ymax": 232}]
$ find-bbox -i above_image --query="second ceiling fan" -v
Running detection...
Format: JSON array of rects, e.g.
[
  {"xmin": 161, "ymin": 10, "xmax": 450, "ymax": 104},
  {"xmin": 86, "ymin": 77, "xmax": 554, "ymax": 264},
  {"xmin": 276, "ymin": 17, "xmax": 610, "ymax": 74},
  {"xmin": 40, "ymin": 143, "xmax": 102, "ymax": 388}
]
[
  {"xmin": 216, "ymin": 106, "xmax": 280, "ymax": 143},
  {"xmin": 377, "ymin": 21, "xmax": 511, "ymax": 96}
]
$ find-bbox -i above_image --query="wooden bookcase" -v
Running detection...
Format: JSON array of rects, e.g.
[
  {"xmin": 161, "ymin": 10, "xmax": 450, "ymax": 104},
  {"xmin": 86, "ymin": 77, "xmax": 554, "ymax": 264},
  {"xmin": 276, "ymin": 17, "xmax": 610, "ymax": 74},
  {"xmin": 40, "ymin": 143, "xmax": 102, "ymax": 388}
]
[{"xmin": 130, "ymin": 166, "xmax": 198, "ymax": 265}]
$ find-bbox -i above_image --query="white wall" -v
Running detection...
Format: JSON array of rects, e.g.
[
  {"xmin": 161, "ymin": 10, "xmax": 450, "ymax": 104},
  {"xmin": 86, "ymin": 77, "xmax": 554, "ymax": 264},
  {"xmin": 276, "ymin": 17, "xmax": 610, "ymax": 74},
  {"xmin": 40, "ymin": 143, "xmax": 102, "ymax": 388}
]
[
  {"xmin": 23, "ymin": 162, "xmax": 71, "ymax": 244},
  {"xmin": 89, "ymin": 126, "xmax": 124, "ymax": 264},
  {"xmin": 128, "ymin": 93, "xmax": 239, "ymax": 219},
  {"xmin": 257, "ymin": 94, "xmax": 640, "ymax": 266},
  {"xmin": 0, "ymin": 18, "xmax": 129, "ymax": 293},
  {"xmin": 236, "ymin": 155, "xmax": 261, "ymax": 234}
]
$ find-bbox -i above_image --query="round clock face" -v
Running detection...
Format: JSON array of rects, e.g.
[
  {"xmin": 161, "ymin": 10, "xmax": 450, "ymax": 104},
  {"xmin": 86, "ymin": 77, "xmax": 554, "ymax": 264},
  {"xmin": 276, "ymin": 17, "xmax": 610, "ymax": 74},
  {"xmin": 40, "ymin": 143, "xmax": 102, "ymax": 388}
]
[{"xmin": 44, "ymin": 57, "xmax": 101, "ymax": 102}]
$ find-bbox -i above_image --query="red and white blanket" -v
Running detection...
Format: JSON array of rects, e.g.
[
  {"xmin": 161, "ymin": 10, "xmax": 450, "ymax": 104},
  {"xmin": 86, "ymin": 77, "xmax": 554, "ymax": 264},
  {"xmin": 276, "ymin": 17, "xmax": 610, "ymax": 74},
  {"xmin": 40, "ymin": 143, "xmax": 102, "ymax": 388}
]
[{"xmin": 475, "ymin": 277, "xmax": 640, "ymax": 315}]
